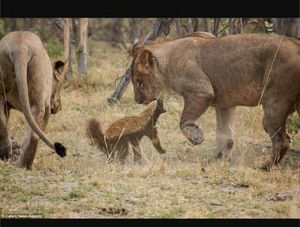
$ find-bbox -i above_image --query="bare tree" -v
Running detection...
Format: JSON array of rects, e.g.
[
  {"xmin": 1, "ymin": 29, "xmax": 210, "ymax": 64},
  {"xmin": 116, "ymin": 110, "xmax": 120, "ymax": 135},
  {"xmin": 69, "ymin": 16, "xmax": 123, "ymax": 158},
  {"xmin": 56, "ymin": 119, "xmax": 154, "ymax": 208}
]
[
  {"xmin": 175, "ymin": 18, "xmax": 187, "ymax": 36},
  {"xmin": 72, "ymin": 18, "xmax": 79, "ymax": 46},
  {"xmin": 297, "ymin": 18, "xmax": 300, "ymax": 38},
  {"xmin": 77, "ymin": 18, "xmax": 88, "ymax": 75},
  {"xmin": 143, "ymin": 18, "xmax": 174, "ymax": 41},
  {"xmin": 107, "ymin": 18, "xmax": 174, "ymax": 105},
  {"xmin": 229, "ymin": 18, "xmax": 242, "ymax": 34},
  {"xmin": 3, "ymin": 18, "xmax": 17, "ymax": 32},
  {"xmin": 228, "ymin": 18, "xmax": 234, "ymax": 34},
  {"xmin": 273, "ymin": 18, "xmax": 298, "ymax": 37},
  {"xmin": 175, "ymin": 18, "xmax": 198, "ymax": 35},
  {"xmin": 23, "ymin": 18, "xmax": 32, "ymax": 30},
  {"xmin": 108, "ymin": 18, "xmax": 125, "ymax": 47},
  {"xmin": 198, "ymin": 18, "xmax": 208, "ymax": 32},
  {"xmin": 273, "ymin": 18, "xmax": 288, "ymax": 35},
  {"xmin": 63, "ymin": 18, "xmax": 73, "ymax": 80},
  {"xmin": 212, "ymin": 18, "xmax": 220, "ymax": 36},
  {"xmin": 129, "ymin": 18, "xmax": 141, "ymax": 43},
  {"xmin": 240, "ymin": 18, "xmax": 243, "ymax": 33},
  {"xmin": 48, "ymin": 18, "xmax": 65, "ymax": 43},
  {"xmin": 191, "ymin": 18, "xmax": 199, "ymax": 31},
  {"xmin": 174, "ymin": 18, "xmax": 185, "ymax": 36}
]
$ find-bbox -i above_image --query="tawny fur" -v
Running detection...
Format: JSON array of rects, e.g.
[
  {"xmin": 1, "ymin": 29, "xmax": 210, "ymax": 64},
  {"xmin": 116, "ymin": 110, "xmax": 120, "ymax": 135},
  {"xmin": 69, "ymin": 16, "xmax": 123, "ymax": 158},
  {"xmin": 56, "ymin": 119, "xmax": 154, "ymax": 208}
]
[
  {"xmin": 130, "ymin": 31, "xmax": 300, "ymax": 170},
  {"xmin": 0, "ymin": 31, "xmax": 67, "ymax": 169},
  {"xmin": 87, "ymin": 100, "xmax": 166, "ymax": 164}
]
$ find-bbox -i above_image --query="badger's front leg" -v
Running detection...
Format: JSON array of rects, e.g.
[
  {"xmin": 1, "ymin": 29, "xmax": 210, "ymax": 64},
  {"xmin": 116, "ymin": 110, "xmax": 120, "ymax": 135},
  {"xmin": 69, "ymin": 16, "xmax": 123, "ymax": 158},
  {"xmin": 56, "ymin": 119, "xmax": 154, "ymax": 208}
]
[{"xmin": 147, "ymin": 128, "xmax": 166, "ymax": 154}]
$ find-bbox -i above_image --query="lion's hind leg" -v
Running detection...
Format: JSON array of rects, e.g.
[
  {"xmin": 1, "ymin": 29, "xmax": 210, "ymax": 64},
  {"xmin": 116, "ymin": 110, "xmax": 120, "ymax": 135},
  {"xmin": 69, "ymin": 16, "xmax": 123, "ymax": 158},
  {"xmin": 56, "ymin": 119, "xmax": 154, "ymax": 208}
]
[
  {"xmin": 215, "ymin": 107, "xmax": 236, "ymax": 159},
  {"xmin": 17, "ymin": 105, "xmax": 50, "ymax": 169},
  {"xmin": 261, "ymin": 100, "xmax": 291, "ymax": 170}
]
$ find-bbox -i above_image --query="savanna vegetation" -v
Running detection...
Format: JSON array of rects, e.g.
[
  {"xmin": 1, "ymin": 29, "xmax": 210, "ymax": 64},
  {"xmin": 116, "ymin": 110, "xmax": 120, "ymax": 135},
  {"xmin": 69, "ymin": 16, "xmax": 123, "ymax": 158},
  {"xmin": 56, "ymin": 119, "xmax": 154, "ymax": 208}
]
[{"xmin": 0, "ymin": 18, "xmax": 299, "ymax": 218}]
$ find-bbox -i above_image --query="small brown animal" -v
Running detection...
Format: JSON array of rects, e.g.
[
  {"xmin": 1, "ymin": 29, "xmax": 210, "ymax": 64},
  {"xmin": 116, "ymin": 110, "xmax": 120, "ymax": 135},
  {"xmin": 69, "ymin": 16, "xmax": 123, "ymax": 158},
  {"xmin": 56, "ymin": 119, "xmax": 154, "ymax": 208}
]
[
  {"xmin": 130, "ymin": 32, "xmax": 300, "ymax": 170},
  {"xmin": 0, "ymin": 31, "xmax": 68, "ymax": 169},
  {"xmin": 87, "ymin": 99, "xmax": 166, "ymax": 164}
]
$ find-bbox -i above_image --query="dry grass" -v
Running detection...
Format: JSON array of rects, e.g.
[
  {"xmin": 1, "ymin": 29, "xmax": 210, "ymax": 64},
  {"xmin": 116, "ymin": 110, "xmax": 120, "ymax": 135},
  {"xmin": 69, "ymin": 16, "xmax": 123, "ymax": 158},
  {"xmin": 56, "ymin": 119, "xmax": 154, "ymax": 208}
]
[{"xmin": 0, "ymin": 39, "xmax": 299, "ymax": 218}]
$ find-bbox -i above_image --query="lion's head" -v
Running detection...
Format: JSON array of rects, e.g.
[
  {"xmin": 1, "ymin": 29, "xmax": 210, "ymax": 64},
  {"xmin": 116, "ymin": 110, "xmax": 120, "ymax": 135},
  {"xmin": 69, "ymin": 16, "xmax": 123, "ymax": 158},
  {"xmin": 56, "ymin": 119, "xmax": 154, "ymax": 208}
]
[
  {"xmin": 131, "ymin": 43, "xmax": 164, "ymax": 105},
  {"xmin": 51, "ymin": 60, "xmax": 68, "ymax": 114}
]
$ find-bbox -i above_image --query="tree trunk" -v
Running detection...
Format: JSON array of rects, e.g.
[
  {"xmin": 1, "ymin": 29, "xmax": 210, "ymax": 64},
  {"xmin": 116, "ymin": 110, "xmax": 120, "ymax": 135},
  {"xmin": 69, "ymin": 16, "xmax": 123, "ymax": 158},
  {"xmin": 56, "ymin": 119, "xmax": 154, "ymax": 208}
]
[
  {"xmin": 213, "ymin": 18, "xmax": 220, "ymax": 36},
  {"xmin": 4, "ymin": 18, "xmax": 17, "ymax": 32},
  {"xmin": 72, "ymin": 18, "xmax": 79, "ymax": 47},
  {"xmin": 108, "ymin": 18, "xmax": 125, "ymax": 47},
  {"xmin": 187, "ymin": 18, "xmax": 194, "ymax": 32},
  {"xmin": 175, "ymin": 18, "xmax": 186, "ymax": 36},
  {"xmin": 198, "ymin": 18, "xmax": 208, "ymax": 32},
  {"xmin": 274, "ymin": 18, "xmax": 285, "ymax": 35},
  {"xmin": 63, "ymin": 18, "xmax": 73, "ymax": 80},
  {"xmin": 229, "ymin": 18, "xmax": 233, "ymax": 34},
  {"xmin": 273, "ymin": 18, "xmax": 298, "ymax": 37},
  {"xmin": 206, "ymin": 18, "xmax": 212, "ymax": 33},
  {"xmin": 297, "ymin": 18, "xmax": 300, "ymax": 38},
  {"xmin": 143, "ymin": 18, "xmax": 174, "ymax": 42},
  {"xmin": 232, "ymin": 18, "xmax": 241, "ymax": 34},
  {"xmin": 191, "ymin": 18, "xmax": 199, "ymax": 31},
  {"xmin": 77, "ymin": 18, "xmax": 88, "ymax": 75},
  {"xmin": 23, "ymin": 18, "xmax": 32, "ymax": 30},
  {"xmin": 285, "ymin": 18, "xmax": 298, "ymax": 37},
  {"xmin": 107, "ymin": 18, "xmax": 174, "ymax": 105},
  {"xmin": 204, "ymin": 18, "xmax": 209, "ymax": 32},
  {"xmin": 240, "ymin": 18, "xmax": 243, "ymax": 33},
  {"xmin": 129, "ymin": 18, "xmax": 141, "ymax": 43}
]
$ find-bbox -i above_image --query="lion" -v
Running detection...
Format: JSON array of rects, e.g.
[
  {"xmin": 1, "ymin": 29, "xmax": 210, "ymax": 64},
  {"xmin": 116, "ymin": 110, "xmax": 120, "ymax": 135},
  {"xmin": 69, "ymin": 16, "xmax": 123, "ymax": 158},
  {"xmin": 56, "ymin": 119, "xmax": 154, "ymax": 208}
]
[
  {"xmin": 0, "ymin": 31, "xmax": 67, "ymax": 169},
  {"xmin": 87, "ymin": 99, "xmax": 166, "ymax": 164},
  {"xmin": 130, "ymin": 32, "xmax": 300, "ymax": 170}
]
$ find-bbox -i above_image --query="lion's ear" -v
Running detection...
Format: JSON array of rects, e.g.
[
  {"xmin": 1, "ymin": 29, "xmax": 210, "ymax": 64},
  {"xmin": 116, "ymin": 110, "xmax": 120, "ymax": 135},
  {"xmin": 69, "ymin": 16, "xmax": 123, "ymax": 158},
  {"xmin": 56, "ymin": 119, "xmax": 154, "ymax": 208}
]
[
  {"xmin": 139, "ymin": 49, "xmax": 155, "ymax": 71},
  {"xmin": 53, "ymin": 60, "xmax": 68, "ymax": 81},
  {"xmin": 131, "ymin": 41, "xmax": 143, "ymax": 58}
]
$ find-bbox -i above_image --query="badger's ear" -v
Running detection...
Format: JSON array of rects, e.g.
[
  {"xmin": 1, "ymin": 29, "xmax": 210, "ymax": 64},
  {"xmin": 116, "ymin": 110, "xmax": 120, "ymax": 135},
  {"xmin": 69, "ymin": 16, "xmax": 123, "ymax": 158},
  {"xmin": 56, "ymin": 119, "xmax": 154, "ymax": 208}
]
[
  {"xmin": 131, "ymin": 41, "xmax": 143, "ymax": 58},
  {"xmin": 53, "ymin": 60, "xmax": 68, "ymax": 81},
  {"xmin": 138, "ymin": 49, "xmax": 155, "ymax": 72}
]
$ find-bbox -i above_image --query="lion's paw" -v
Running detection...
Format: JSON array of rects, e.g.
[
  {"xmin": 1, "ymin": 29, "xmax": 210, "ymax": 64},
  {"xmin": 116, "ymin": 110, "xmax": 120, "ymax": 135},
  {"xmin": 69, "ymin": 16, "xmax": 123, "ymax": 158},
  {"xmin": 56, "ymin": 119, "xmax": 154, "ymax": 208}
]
[
  {"xmin": 11, "ymin": 140, "xmax": 22, "ymax": 163},
  {"xmin": 182, "ymin": 124, "xmax": 204, "ymax": 145}
]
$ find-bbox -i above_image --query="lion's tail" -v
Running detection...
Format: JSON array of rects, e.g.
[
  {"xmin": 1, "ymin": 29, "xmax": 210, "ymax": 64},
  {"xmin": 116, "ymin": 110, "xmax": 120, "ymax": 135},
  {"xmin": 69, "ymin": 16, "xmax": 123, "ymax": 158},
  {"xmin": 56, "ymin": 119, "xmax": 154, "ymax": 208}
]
[
  {"xmin": 13, "ymin": 43, "xmax": 66, "ymax": 158},
  {"xmin": 86, "ymin": 118, "xmax": 107, "ymax": 153}
]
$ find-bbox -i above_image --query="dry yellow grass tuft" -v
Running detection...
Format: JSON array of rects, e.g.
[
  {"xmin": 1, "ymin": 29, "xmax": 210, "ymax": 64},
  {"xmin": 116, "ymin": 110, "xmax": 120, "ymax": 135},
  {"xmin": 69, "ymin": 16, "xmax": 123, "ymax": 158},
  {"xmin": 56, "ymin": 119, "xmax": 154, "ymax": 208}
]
[{"xmin": 0, "ymin": 39, "xmax": 299, "ymax": 218}]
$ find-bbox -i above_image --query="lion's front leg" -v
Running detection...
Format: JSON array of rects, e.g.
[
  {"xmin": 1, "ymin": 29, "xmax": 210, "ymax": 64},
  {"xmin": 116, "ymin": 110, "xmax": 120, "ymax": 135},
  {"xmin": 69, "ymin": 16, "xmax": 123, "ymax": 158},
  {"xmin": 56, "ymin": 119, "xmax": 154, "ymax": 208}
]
[
  {"xmin": 180, "ymin": 92, "xmax": 214, "ymax": 145},
  {"xmin": 215, "ymin": 107, "xmax": 236, "ymax": 159}
]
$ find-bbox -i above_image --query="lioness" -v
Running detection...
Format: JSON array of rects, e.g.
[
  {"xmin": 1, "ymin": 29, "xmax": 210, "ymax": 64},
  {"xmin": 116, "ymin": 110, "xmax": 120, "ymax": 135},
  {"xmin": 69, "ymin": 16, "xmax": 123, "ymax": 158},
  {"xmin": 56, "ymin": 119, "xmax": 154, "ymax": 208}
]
[
  {"xmin": 0, "ymin": 31, "xmax": 67, "ymax": 169},
  {"xmin": 131, "ymin": 32, "xmax": 300, "ymax": 170},
  {"xmin": 87, "ymin": 99, "xmax": 166, "ymax": 164}
]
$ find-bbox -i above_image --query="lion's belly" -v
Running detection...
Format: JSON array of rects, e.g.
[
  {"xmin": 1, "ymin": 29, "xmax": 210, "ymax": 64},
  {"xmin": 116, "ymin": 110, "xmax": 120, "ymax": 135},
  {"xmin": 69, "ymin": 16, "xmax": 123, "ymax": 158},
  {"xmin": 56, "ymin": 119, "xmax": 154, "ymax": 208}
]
[{"xmin": 210, "ymin": 82, "xmax": 262, "ymax": 108}]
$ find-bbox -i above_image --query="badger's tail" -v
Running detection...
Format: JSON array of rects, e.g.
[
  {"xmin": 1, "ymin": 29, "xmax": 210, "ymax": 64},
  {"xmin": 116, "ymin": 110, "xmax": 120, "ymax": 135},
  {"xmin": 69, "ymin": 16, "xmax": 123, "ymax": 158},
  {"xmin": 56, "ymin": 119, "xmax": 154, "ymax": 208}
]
[{"xmin": 86, "ymin": 118, "xmax": 107, "ymax": 153}]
